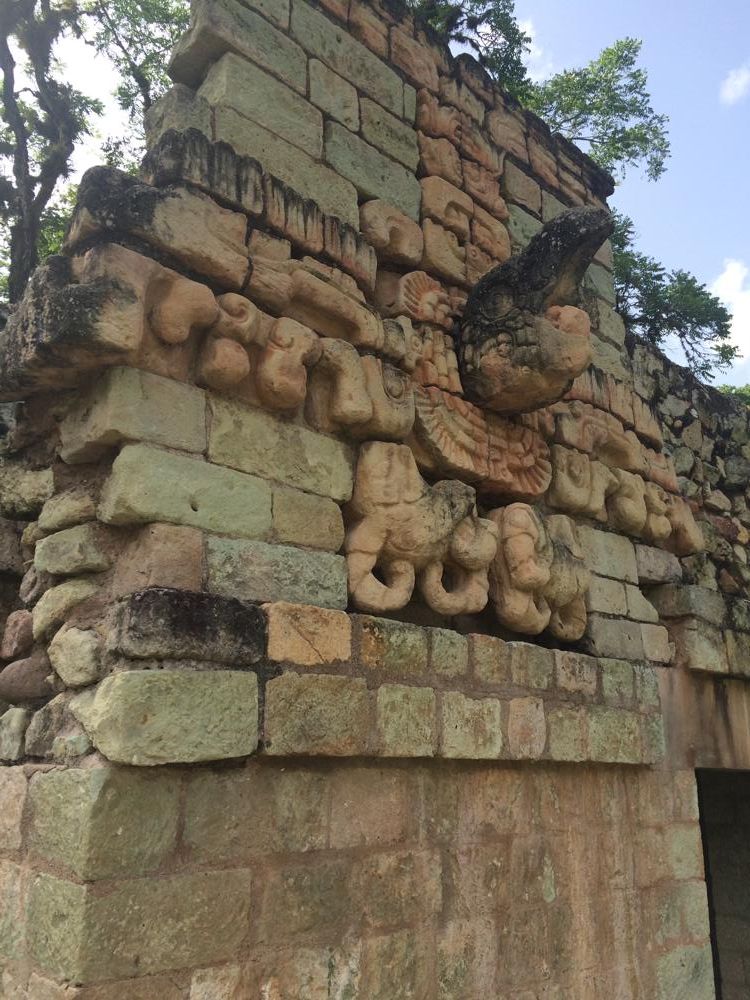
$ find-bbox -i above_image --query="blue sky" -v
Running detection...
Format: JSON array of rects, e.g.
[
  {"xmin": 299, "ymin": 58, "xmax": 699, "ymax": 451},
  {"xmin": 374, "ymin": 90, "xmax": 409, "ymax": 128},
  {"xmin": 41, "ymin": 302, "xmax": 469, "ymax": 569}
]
[{"xmin": 515, "ymin": 0, "xmax": 750, "ymax": 384}]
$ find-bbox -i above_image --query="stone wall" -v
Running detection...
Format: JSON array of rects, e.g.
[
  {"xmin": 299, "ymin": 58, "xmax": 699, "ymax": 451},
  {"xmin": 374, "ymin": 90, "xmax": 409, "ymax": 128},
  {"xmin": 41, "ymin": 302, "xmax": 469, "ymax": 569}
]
[{"xmin": 0, "ymin": 0, "xmax": 748, "ymax": 994}]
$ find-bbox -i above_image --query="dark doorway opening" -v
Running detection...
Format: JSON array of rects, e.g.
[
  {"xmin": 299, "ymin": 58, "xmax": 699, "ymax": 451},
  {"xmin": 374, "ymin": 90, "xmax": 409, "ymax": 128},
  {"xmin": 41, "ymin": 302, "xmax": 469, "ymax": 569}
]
[{"xmin": 697, "ymin": 769, "xmax": 750, "ymax": 1000}]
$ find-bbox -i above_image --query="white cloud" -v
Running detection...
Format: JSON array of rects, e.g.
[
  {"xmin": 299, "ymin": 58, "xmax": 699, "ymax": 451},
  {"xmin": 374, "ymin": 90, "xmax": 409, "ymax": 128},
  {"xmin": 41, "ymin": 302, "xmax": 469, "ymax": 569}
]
[
  {"xmin": 711, "ymin": 258, "xmax": 750, "ymax": 361},
  {"xmin": 518, "ymin": 19, "xmax": 556, "ymax": 83},
  {"xmin": 720, "ymin": 62, "xmax": 750, "ymax": 106}
]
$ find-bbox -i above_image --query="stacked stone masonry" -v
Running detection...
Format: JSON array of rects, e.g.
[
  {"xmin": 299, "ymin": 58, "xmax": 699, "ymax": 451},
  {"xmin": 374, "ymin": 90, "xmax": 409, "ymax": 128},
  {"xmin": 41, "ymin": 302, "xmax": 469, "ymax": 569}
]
[{"xmin": 0, "ymin": 0, "xmax": 747, "ymax": 995}]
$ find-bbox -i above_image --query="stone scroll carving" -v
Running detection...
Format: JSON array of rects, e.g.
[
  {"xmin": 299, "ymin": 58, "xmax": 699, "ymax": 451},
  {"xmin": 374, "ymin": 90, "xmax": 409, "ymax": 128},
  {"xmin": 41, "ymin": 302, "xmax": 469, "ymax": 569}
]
[
  {"xmin": 458, "ymin": 207, "xmax": 613, "ymax": 413},
  {"xmin": 344, "ymin": 442, "xmax": 498, "ymax": 615},
  {"xmin": 488, "ymin": 504, "xmax": 590, "ymax": 641}
]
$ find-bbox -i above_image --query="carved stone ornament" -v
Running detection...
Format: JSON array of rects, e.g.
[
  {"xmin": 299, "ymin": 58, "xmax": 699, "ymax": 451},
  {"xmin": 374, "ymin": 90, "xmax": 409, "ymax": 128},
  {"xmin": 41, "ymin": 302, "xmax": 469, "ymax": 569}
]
[
  {"xmin": 345, "ymin": 442, "xmax": 498, "ymax": 615},
  {"xmin": 458, "ymin": 207, "xmax": 613, "ymax": 413},
  {"xmin": 488, "ymin": 503, "xmax": 590, "ymax": 641}
]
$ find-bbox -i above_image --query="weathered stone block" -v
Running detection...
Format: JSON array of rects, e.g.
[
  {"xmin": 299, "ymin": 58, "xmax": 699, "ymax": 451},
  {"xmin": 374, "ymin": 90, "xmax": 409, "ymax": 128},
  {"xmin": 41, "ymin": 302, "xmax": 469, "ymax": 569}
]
[
  {"xmin": 672, "ymin": 620, "xmax": 729, "ymax": 673},
  {"xmin": 265, "ymin": 601, "xmax": 351, "ymax": 665},
  {"xmin": 471, "ymin": 633, "xmax": 511, "ymax": 685},
  {"xmin": 199, "ymin": 53, "xmax": 323, "ymax": 158},
  {"xmin": 28, "ymin": 869, "xmax": 251, "ymax": 982},
  {"xmin": 34, "ymin": 524, "xmax": 111, "ymax": 576},
  {"xmin": 507, "ymin": 697, "xmax": 546, "ymax": 759},
  {"xmin": 290, "ymin": 0, "xmax": 403, "ymax": 114},
  {"xmin": 360, "ymin": 98, "xmax": 419, "ymax": 170},
  {"xmin": 506, "ymin": 203, "xmax": 543, "ymax": 248},
  {"xmin": 325, "ymin": 121, "xmax": 422, "ymax": 220},
  {"xmin": 725, "ymin": 630, "xmax": 750, "ymax": 677},
  {"xmin": 588, "ymin": 707, "xmax": 642, "ymax": 764},
  {"xmin": 71, "ymin": 670, "xmax": 259, "ymax": 764},
  {"xmin": 99, "ymin": 443, "xmax": 273, "ymax": 539},
  {"xmin": 440, "ymin": 692, "xmax": 502, "ymax": 759},
  {"xmin": 32, "ymin": 579, "xmax": 100, "ymax": 640},
  {"xmin": 587, "ymin": 615, "xmax": 645, "ymax": 661},
  {"xmin": 0, "ymin": 768, "xmax": 27, "ymax": 852},
  {"xmin": 626, "ymin": 584, "xmax": 659, "ymax": 623},
  {"xmin": 578, "ymin": 525, "xmax": 638, "ymax": 583},
  {"xmin": 554, "ymin": 650, "xmax": 598, "ymax": 696},
  {"xmin": 1, "ymin": 610, "xmax": 33, "ymax": 661},
  {"xmin": 585, "ymin": 262, "xmax": 616, "ymax": 305},
  {"xmin": 0, "ymin": 708, "xmax": 30, "ymax": 762},
  {"xmin": 546, "ymin": 705, "xmax": 587, "ymax": 762},
  {"xmin": 597, "ymin": 300, "xmax": 627, "ymax": 347},
  {"xmin": 60, "ymin": 367, "xmax": 207, "ymax": 463},
  {"xmin": 38, "ymin": 488, "xmax": 97, "ymax": 533},
  {"xmin": 650, "ymin": 584, "xmax": 726, "ymax": 626},
  {"xmin": 0, "ymin": 860, "xmax": 26, "ymax": 960},
  {"xmin": 641, "ymin": 623, "xmax": 673, "ymax": 664},
  {"xmin": 309, "ymin": 59, "xmax": 359, "ymax": 130},
  {"xmin": 207, "ymin": 536, "xmax": 348, "ymax": 608},
  {"xmin": 430, "ymin": 628, "xmax": 469, "ymax": 678},
  {"xmin": 272, "ymin": 486, "xmax": 344, "ymax": 551},
  {"xmin": 170, "ymin": 0, "xmax": 304, "ymax": 91},
  {"xmin": 214, "ymin": 108, "xmax": 359, "ymax": 225},
  {"xmin": 113, "ymin": 588, "xmax": 265, "ymax": 665},
  {"xmin": 586, "ymin": 574, "xmax": 628, "ymax": 615},
  {"xmin": 600, "ymin": 658, "xmax": 635, "ymax": 706},
  {"xmin": 0, "ymin": 464, "xmax": 54, "ymax": 519},
  {"xmin": 264, "ymin": 672, "xmax": 371, "ymax": 755},
  {"xmin": 502, "ymin": 160, "xmax": 541, "ymax": 214},
  {"xmin": 209, "ymin": 397, "xmax": 355, "ymax": 501},
  {"xmin": 112, "ymin": 523, "xmax": 204, "ymax": 597},
  {"xmin": 359, "ymin": 616, "xmax": 429, "ymax": 678},
  {"xmin": 48, "ymin": 627, "xmax": 103, "ymax": 687},
  {"xmin": 508, "ymin": 642, "xmax": 554, "ymax": 689},
  {"xmin": 635, "ymin": 544, "xmax": 682, "ymax": 586},
  {"xmin": 376, "ymin": 684, "xmax": 437, "ymax": 756},
  {"xmin": 29, "ymin": 766, "xmax": 180, "ymax": 879}
]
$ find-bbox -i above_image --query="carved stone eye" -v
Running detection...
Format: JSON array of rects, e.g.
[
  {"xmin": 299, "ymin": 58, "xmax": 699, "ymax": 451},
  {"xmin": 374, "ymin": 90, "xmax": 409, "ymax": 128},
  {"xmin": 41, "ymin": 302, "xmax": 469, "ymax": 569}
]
[{"xmin": 383, "ymin": 366, "xmax": 409, "ymax": 401}]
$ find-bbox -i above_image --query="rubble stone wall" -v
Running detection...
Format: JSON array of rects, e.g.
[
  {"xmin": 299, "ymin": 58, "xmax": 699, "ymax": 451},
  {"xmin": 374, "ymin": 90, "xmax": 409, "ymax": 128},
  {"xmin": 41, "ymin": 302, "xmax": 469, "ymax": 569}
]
[{"xmin": 0, "ymin": 0, "xmax": 748, "ymax": 995}]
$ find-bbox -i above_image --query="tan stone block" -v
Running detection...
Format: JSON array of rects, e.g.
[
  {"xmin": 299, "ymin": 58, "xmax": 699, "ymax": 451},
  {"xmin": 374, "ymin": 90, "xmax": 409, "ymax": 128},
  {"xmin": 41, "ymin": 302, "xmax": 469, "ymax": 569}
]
[
  {"xmin": 391, "ymin": 28, "xmax": 439, "ymax": 92},
  {"xmin": 417, "ymin": 131, "xmax": 463, "ymax": 188},
  {"xmin": 199, "ymin": 52, "xmax": 323, "ymax": 157},
  {"xmin": 673, "ymin": 620, "xmax": 729, "ymax": 673},
  {"xmin": 349, "ymin": 0, "xmax": 389, "ymax": 58},
  {"xmin": 486, "ymin": 106, "xmax": 528, "ymax": 161},
  {"xmin": 471, "ymin": 633, "xmax": 511, "ymax": 685},
  {"xmin": 600, "ymin": 658, "xmax": 635, "ymax": 706},
  {"xmin": 32, "ymin": 580, "xmax": 100, "ymax": 640},
  {"xmin": 189, "ymin": 966, "xmax": 243, "ymax": 1000},
  {"xmin": 508, "ymin": 643, "xmax": 554, "ymax": 689},
  {"xmin": 416, "ymin": 89, "xmax": 461, "ymax": 142},
  {"xmin": 72, "ymin": 671, "xmax": 259, "ymax": 765},
  {"xmin": 641, "ymin": 623, "xmax": 673, "ymax": 663},
  {"xmin": 441, "ymin": 692, "xmax": 502, "ymax": 758},
  {"xmin": 352, "ymin": 848, "xmax": 441, "ymax": 926},
  {"xmin": 360, "ymin": 97, "xmax": 419, "ymax": 170},
  {"xmin": 527, "ymin": 133, "xmax": 559, "ymax": 188},
  {"xmin": 554, "ymin": 649, "xmax": 598, "ymax": 696},
  {"xmin": 99, "ymin": 443, "xmax": 273, "ymax": 539},
  {"xmin": 471, "ymin": 205, "xmax": 511, "ymax": 262},
  {"xmin": 507, "ymin": 697, "xmax": 546, "ymax": 759},
  {"xmin": 665, "ymin": 824, "xmax": 704, "ymax": 880},
  {"xmin": 588, "ymin": 707, "xmax": 642, "ymax": 764},
  {"xmin": 422, "ymin": 218, "xmax": 466, "ymax": 284},
  {"xmin": 265, "ymin": 601, "xmax": 351, "ymax": 665},
  {"xmin": 309, "ymin": 59, "xmax": 359, "ymax": 130},
  {"xmin": 0, "ymin": 768, "xmax": 27, "ymax": 852},
  {"xmin": 27, "ymin": 869, "xmax": 251, "ymax": 982},
  {"xmin": 0, "ymin": 708, "xmax": 31, "ymax": 762},
  {"xmin": 546, "ymin": 705, "xmax": 587, "ymax": 762},
  {"xmin": 0, "ymin": 465, "xmax": 54, "ymax": 519},
  {"xmin": 34, "ymin": 524, "xmax": 110, "ymax": 576},
  {"xmin": 272, "ymin": 486, "xmax": 344, "ymax": 552},
  {"xmin": 60, "ymin": 367, "xmax": 207, "ymax": 464},
  {"xmin": 462, "ymin": 160, "xmax": 506, "ymax": 216},
  {"xmin": 586, "ymin": 575, "xmax": 628, "ymax": 615},
  {"xmin": 578, "ymin": 525, "xmax": 638, "ymax": 583},
  {"xmin": 48, "ymin": 627, "xmax": 102, "ymax": 688},
  {"xmin": 264, "ymin": 672, "xmax": 371, "ymax": 755},
  {"xmin": 502, "ymin": 160, "xmax": 541, "ymax": 214},
  {"xmin": 112, "ymin": 523, "xmax": 204, "ymax": 597},
  {"xmin": 376, "ymin": 683, "xmax": 437, "ymax": 756},
  {"xmin": 359, "ymin": 616, "xmax": 429, "ymax": 679},
  {"xmin": 626, "ymin": 584, "xmax": 659, "ymax": 623},
  {"xmin": 587, "ymin": 615, "xmax": 646, "ymax": 661},
  {"xmin": 28, "ymin": 766, "xmax": 180, "ymax": 879},
  {"xmin": 359, "ymin": 199, "xmax": 424, "ymax": 267},
  {"xmin": 38, "ymin": 489, "xmax": 97, "ymax": 533},
  {"xmin": 460, "ymin": 117, "xmax": 501, "ymax": 174},
  {"xmin": 465, "ymin": 243, "xmax": 493, "ymax": 284},
  {"xmin": 420, "ymin": 176, "xmax": 473, "ymax": 239},
  {"xmin": 439, "ymin": 77, "xmax": 484, "ymax": 124},
  {"xmin": 430, "ymin": 628, "xmax": 469, "ymax": 678}
]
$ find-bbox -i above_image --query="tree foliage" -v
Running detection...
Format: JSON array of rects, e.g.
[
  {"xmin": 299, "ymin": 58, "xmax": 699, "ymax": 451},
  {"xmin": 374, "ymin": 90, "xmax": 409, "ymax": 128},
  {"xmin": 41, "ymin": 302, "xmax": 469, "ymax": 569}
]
[
  {"xmin": 612, "ymin": 212, "xmax": 737, "ymax": 380},
  {"xmin": 719, "ymin": 384, "xmax": 750, "ymax": 406}
]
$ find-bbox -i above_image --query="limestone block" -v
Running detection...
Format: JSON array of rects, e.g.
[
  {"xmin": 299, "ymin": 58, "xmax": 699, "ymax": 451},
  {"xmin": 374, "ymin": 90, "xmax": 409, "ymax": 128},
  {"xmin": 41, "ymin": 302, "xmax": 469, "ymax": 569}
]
[
  {"xmin": 0, "ymin": 708, "xmax": 30, "ymax": 761},
  {"xmin": 586, "ymin": 575, "xmax": 628, "ymax": 616},
  {"xmin": 440, "ymin": 692, "xmax": 502, "ymax": 759},
  {"xmin": 462, "ymin": 160, "xmax": 507, "ymax": 217},
  {"xmin": 169, "ymin": 0, "xmax": 304, "ymax": 91},
  {"xmin": 508, "ymin": 642, "xmax": 554, "ymax": 688},
  {"xmin": 48, "ymin": 627, "xmax": 103, "ymax": 687},
  {"xmin": 672, "ymin": 620, "xmax": 729, "ymax": 674},
  {"xmin": 290, "ymin": 0, "xmax": 403, "ymax": 115},
  {"xmin": 207, "ymin": 536, "xmax": 348, "ymax": 608},
  {"xmin": 273, "ymin": 486, "xmax": 345, "ymax": 551},
  {"xmin": 264, "ymin": 672, "xmax": 371, "ymax": 754},
  {"xmin": 325, "ymin": 121, "xmax": 421, "ymax": 220},
  {"xmin": 528, "ymin": 133, "xmax": 559, "ymax": 188},
  {"xmin": 578, "ymin": 525, "xmax": 638, "ymax": 584},
  {"xmin": 420, "ymin": 176, "xmax": 473, "ymax": 239},
  {"xmin": 502, "ymin": 160, "xmax": 541, "ymax": 214},
  {"xmin": 635, "ymin": 544, "xmax": 682, "ymax": 585},
  {"xmin": 72, "ymin": 670, "xmax": 259, "ymax": 765},
  {"xmin": 597, "ymin": 300, "xmax": 627, "ymax": 347},
  {"xmin": 650, "ymin": 584, "xmax": 726, "ymax": 626},
  {"xmin": 214, "ymin": 108, "xmax": 359, "ymax": 226},
  {"xmin": 626, "ymin": 584, "xmax": 659, "ymax": 623},
  {"xmin": 349, "ymin": 0, "xmax": 389, "ymax": 57},
  {"xmin": 588, "ymin": 707, "xmax": 642, "ymax": 764},
  {"xmin": 641, "ymin": 623, "xmax": 673, "ymax": 664},
  {"xmin": 359, "ymin": 200, "xmax": 424, "ymax": 267},
  {"xmin": 27, "ymin": 869, "xmax": 252, "ymax": 982},
  {"xmin": 346, "ymin": 442, "xmax": 497, "ymax": 616},
  {"xmin": 34, "ymin": 524, "xmax": 111, "ymax": 576},
  {"xmin": 421, "ymin": 219, "xmax": 466, "ymax": 284},
  {"xmin": 360, "ymin": 98, "xmax": 419, "ymax": 170},
  {"xmin": 309, "ymin": 59, "xmax": 358, "ymax": 130},
  {"xmin": 416, "ymin": 90, "xmax": 461, "ymax": 142},
  {"xmin": 112, "ymin": 524, "xmax": 204, "ymax": 597},
  {"xmin": 587, "ymin": 615, "xmax": 645, "ymax": 661},
  {"xmin": 391, "ymin": 28, "xmax": 439, "ymax": 92},
  {"xmin": 68, "ymin": 168, "xmax": 249, "ymax": 290},
  {"xmin": 546, "ymin": 705, "xmax": 587, "ymax": 762},
  {"xmin": 486, "ymin": 106, "xmax": 528, "ymax": 161},
  {"xmin": 430, "ymin": 628, "xmax": 469, "ymax": 678},
  {"xmin": 554, "ymin": 649, "xmax": 598, "ymax": 695},
  {"xmin": 376, "ymin": 684, "xmax": 437, "ymax": 756},
  {"xmin": 358, "ymin": 616, "xmax": 429, "ymax": 679},
  {"xmin": 507, "ymin": 697, "xmax": 546, "ymax": 759},
  {"xmin": 541, "ymin": 189, "xmax": 566, "ymax": 222},
  {"xmin": 144, "ymin": 84, "xmax": 213, "ymax": 147},
  {"xmin": 1, "ymin": 611, "xmax": 33, "ymax": 661},
  {"xmin": 417, "ymin": 131, "xmax": 463, "ymax": 188},
  {"xmin": 265, "ymin": 602, "xmax": 351, "ymax": 665},
  {"xmin": 199, "ymin": 53, "xmax": 323, "ymax": 158},
  {"xmin": 112, "ymin": 588, "xmax": 265, "ymax": 665},
  {"xmin": 208, "ymin": 397, "xmax": 355, "ymax": 501},
  {"xmin": 99, "ymin": 443, "xmax": 273, "ymax": 539},
  {"xmin": 38, "ymin": 489, "xmax": 97, "ymax": 533},
  {"xmin": 600, "ymin": 658, "xmax": 636, "ymax": 706},
  {"xmin": 32, "ymin": 580, "xmax": 100, "ymax": 640},
  {"xmin": 28, "ymin": 766, "xmax": 180, "ymax": 879}
]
